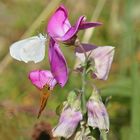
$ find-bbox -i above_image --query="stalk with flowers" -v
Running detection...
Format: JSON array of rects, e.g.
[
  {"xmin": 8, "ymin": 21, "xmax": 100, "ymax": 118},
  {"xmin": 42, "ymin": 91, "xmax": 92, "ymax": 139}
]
[{"xmin": 9, "ymin": 5, "xmax": 115, "ymax": 140}]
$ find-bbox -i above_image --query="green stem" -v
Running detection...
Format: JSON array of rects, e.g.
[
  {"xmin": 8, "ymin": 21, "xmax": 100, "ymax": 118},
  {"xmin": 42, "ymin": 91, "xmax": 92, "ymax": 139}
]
[
  {"xmin": 81, "ymin": 62, "xmax": 87, "ymax": 114},
  {"xmin": 100, "ymin": 131, "xmax": 108, "ymax": 140},
  {"xmin": 75, "ymin": 39, "xmax": 88, "ymax": 114}
]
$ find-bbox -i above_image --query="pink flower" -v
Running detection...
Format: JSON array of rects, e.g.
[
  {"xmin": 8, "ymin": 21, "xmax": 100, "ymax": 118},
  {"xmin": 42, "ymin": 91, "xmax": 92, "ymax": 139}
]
[
  {"xmin": 46, "ymin": 5, "xmax": 101, "ymax": 87},
  {"xmin": 29, "ymin": 70, "xmax": 56, "ymax": 118},
  {"xmin": 90, "ymin": 46, "xmax": 115, "ymax": 80},
  {"xmin": 87, "ymin": 99, "xmax": 109, "ymax": 131},
  {"xmin": 47, "ymin": 5, "xmax": 101, "ymax": 44},
  {"xmin": 52, "ymin": 107, "xmax": 82, "ymax": 138},
  {"xmin": 29, "ymin": 70, "xmax": 57, "ymax": 90},
  {"xmin": 76, "ymin": 46, "xmax": 115, "ymax": 80},
  {"xmin": 29, "ymin": 68, "xmax": 68, "ymax": 118},
  {"xmin": 86, "ymin": 88, "xmax": 109, "ymax": 131}
]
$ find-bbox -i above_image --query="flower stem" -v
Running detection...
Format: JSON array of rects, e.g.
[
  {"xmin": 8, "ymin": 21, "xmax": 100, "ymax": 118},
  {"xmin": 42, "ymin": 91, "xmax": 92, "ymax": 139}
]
[
  {"xmin": 81, "ymin": 62, "xmax": 87, "ymax": 114},
  {"xmin": 75, "ymin": 39, "xmax": 88, "ymax": 114},
  {"xmin": 100, "ymin": 130, "xmax": 108, "ymax": 140},
  {"xmin": 75, "ymin": 38, "xmax": 88, "ymax": 59}
]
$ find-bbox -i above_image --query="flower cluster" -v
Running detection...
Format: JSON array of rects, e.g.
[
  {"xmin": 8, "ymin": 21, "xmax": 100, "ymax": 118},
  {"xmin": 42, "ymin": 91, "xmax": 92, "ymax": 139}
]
[{"xmin": 10, "ymin": 5, "xmax": 115, "ymax": 139}]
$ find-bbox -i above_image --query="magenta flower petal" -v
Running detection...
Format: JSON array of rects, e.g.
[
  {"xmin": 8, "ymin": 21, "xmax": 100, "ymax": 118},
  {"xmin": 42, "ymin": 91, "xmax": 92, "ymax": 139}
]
[
  {"xmin": 29, "ymin": 70, "xmax": 57, "ymax": 90},
  {"xmin": 49, "ymin": 38, "xmax": 68, "ymax": 87},
  {"xmin": 61, "ymin": 16, "xmax": 85, "ymax": 41},
  {"xmin": 47, "ymin": 5, "xmax": 71, "ymax": 39},
  {"xmin": 79, "ymin": 22, "xmax": 102, "ymax": 30},
  {"xmin": 52, "ymin": 108, "xmax": 82, "ymax": 138},
  {"xmin": 47, "ymin": 5, "xmax": 102, "ymax": 45}
]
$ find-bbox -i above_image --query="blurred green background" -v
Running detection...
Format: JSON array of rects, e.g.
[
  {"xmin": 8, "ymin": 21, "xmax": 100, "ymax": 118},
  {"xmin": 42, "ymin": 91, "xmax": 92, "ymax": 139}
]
[{"xmin": 0, "ymin": 0, "xmax": 140, "ymax": 140}]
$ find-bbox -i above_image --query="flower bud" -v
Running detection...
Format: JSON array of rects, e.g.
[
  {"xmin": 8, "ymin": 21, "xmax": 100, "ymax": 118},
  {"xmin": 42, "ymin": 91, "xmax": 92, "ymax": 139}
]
[
  {"xmin": 52, "ymin": 91, "xmax": 82, "ymax": 138},
  {"xmin": 87, "ymin": 89, "xmax": 109, "ymax": 131},
  {"xmin": 52, "ymin": 107, "xmax": 82, "ymax": 138}
]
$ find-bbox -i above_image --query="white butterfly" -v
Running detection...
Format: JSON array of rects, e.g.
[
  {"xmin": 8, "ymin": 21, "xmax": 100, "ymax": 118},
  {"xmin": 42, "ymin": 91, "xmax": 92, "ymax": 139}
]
[{"xmin": 10, "ymin": 34, "xmax": 47, "ymax": 63}]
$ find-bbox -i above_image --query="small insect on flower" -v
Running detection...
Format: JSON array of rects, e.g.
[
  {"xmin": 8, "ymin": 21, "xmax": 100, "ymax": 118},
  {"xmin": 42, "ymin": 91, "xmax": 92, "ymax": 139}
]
[
  {"xmin": 29, "ymin": 70, "xmax": 57, "ymax": 118},
  {"xmin": 10, "ymin": 34, "xmax": 47, "ymax": 63},
  {"xmin": 38, "ymin": 86, "xmax": 52, "ymax": 118},
  {"xmin": 29, "ymin": 66, "xmax": 68, "ymax": 118}
]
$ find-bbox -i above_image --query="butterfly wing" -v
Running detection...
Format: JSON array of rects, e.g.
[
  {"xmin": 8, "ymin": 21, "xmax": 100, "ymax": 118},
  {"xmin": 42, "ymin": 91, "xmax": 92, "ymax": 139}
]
[
  {"xmin": 37, "ymin": 91, "xmax": 51, "ymax": 118},
  {"xmin": 10, "ymin": 34, "xmax": 46, "ymax": 63}
]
